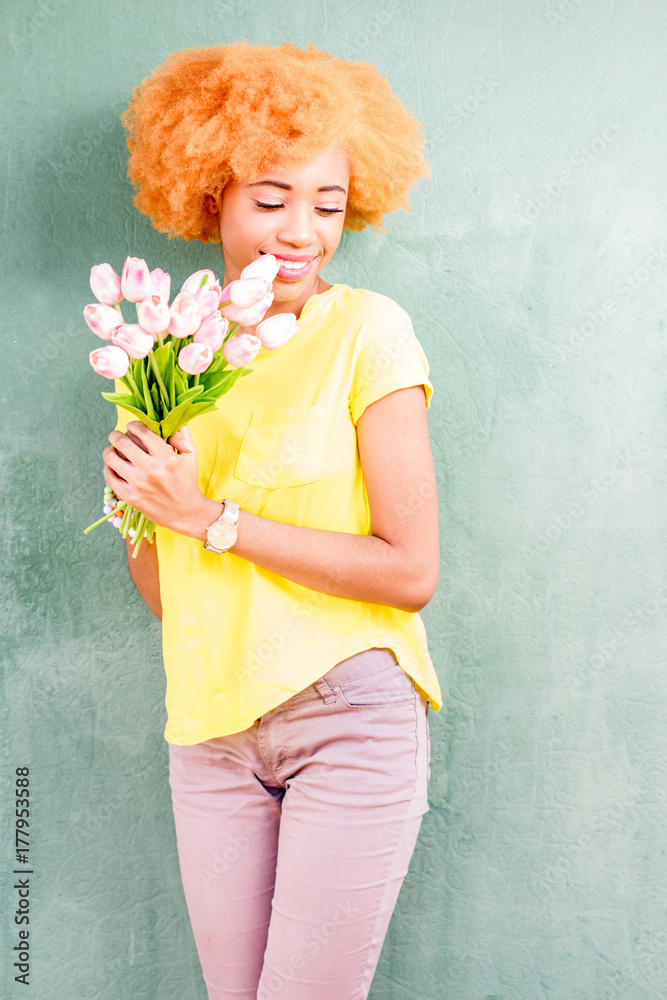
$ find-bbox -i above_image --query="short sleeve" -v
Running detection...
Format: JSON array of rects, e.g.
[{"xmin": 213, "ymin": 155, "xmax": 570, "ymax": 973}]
[{"xmin": 349, "ymin": 304, "xmax": 433, "ymax": 425}]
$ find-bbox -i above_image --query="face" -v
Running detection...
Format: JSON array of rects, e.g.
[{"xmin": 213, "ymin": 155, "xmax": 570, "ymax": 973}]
[{"xmin": 210, "ymin": 147, "xmax": 350, "ymax": 319}]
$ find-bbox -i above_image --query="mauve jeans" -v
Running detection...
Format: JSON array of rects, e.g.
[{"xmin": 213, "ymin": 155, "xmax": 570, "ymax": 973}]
[{"xmin": 168, "ymin": 647, "xmax": 431, "ymax": 1000}]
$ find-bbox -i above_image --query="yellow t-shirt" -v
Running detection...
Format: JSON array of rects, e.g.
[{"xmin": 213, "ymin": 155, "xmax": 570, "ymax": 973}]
[{"xmin": 120, "ymin": 284, "xmax": 442, "ymax": 743}]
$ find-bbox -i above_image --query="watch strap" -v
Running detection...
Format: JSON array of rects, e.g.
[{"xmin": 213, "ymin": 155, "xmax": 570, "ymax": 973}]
[{"xmin": 204, "ymin": 499, "xmax": 240, "ymax": 553}]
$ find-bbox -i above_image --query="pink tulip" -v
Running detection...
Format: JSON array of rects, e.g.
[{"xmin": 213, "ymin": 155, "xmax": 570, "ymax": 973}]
[
  {"xmin": 192, "ymin": 280, "xmax": 223, "ymax": 319},
  {"xmin": 227, "ymin": 276, "xmax": 272, "ymax": 309},
  {"xmin": 90, "ymin": 263, "xmax": 123, "ymax": 305},
  {"xmin": 255, "ymin": 312, "xmax": 298, "ymax": 350},
  {"xmin": 83, "ymin": 303, "xmax": 123, "ymax": 340},
  {"xmin": 137, "ymin": 294, "xmax": 171, "ymax": 335},
  {"xmin": 150, "ymin": 267, "xmax": 171, "ymax": 301},
  {"xmin": 241, "ymin": 254, "xmax": 279, "ymax": 282},
  {"xmin": 221, "ymin": 291, "xmax": 274, "ymax": 326},
  {"xmin": 111, "ymin": 323, "xmax": 154, "ymax": 359},
  {"xmin": 178, "ymin": 342, "xmax": 213, "ymax": 375},
  {"xmin": 193, "ymin": 311, "xmax": 229, "ymax": 352},
  {"xmin": 89, "ymin": 345, "xmax": 130, "ymax": 378},
  {"xmin": 168, "ymin": 293, "xmax": 202, "ymax": 338},
  {"xmin": 121, "ymin": 256, "xmax": 152, "ymax": 303},
  {"xmin": 222, "ymin": 333, "xmax": 262, "ymax": 367},
  {"xmin": 180, "ymin": 269, "xmax": 217, "ymax": 297}
]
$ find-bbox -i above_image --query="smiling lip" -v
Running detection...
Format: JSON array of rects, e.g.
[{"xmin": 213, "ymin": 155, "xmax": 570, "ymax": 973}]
[
  {"xmin": 270, "ymin": 255, "xmax": 318, "ymax": 282},
  {"xmin": 261, "ymin": 252, "xmax": 317, "ymax": 263}
]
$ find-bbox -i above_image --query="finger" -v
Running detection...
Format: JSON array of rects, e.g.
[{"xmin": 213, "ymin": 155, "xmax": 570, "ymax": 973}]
[
  {"xmin": 108, "ymin": 429, "xmax": 153, "ymax": 464},
  {"xmin": 127, "ymin": 420, "xmax": 167, "ymax": 451},
  {"xmin": 168, "ymin": 425, "xmax": 195, "ymax": 454},
  {"xmin": 103, "ymin": 460, "xmax": 129, "ymax": 493},
  {"xmin": 125, "ymin": 427, "xmax": 151, "ymax": 454},
  {"xmin": 103, "ymin": 445, "xmax": 133, "ymax": 481},
  {"xmin": 104, "ymin": 442, "xmax": 131, "ymax": 465}
]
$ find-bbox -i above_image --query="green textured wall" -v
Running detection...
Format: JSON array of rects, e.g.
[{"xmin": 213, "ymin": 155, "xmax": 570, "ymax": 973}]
[{"xmin": 2, "ymin": 1, "xmax": 667, "ymax": 997}]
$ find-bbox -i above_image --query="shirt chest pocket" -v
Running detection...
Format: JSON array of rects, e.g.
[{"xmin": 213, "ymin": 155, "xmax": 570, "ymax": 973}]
[{"xmin": 234, "ymin": 406, "xmax": 329, "ymax": 489}]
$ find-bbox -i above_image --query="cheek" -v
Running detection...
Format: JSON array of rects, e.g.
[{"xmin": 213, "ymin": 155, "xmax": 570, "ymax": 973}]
[{"xmin": 324, "ymin": 228, "xmax": 345, "ymax": 260}]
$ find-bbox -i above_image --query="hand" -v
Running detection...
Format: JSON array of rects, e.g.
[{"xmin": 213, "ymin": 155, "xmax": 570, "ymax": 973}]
[{"xmin": 103, "ymin": 421, "xmax": 208, "ymax": 535}]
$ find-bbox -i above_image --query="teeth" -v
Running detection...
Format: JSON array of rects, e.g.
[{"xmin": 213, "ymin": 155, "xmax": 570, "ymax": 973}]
[{"xmin": 279, "ymin": 259, "xmax": 310, "ymax": 270}]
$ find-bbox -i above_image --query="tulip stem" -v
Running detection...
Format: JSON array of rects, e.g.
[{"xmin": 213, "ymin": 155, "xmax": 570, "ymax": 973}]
[
  {"xmin": 124, "ymin": 369, "xmax": 141, "ymax": 403},
  {"xmin": 131, "ymin": 514, "xmax": 147, "ymax": 558},
  {"xmin": 194, "ymin": 373, "xmax": 200, "ymax": 387},
  {"xmin": 148, "ymin": 350, "xmax": 170, "ymax": 412},
  {"xmin": 120, "ymin": 503, "xmax": 133, "ymax": 538},
  {"xmin": 83, "ymin": 501, "xmax": 127, "ymax": 534}
]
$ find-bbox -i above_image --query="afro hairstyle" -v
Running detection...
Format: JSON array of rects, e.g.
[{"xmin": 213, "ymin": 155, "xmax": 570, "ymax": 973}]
[{"xmin": 120, "ymin": 42, "xmax": 429, "ymax": 243}]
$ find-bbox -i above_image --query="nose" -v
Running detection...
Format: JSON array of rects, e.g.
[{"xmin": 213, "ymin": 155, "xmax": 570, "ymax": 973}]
[{"xmin": 276, "ymin": 202, "xmax": 317, "ymax": 249}]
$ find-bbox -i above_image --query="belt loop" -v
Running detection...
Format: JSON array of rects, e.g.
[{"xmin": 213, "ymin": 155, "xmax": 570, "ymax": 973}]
[{"xmin": 314, "ymin": 678, "xmax": 337, "ymax": 704}]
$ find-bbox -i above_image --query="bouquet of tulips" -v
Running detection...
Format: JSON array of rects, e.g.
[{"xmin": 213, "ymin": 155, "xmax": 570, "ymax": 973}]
[{"xmin": 84, "ymin": 252, "xmax": 296, "ymax": 556}]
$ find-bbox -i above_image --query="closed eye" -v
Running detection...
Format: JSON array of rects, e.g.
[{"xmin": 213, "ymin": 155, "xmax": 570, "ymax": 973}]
[{"xmin": 254, "ymin": 201, "xmax": 344, "ymax": 215}]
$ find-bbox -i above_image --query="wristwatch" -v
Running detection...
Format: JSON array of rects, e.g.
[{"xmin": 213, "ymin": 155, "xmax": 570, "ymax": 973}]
[{"xmin": 204, "ymin": 499, "xmax": 240, "ymax": 554}]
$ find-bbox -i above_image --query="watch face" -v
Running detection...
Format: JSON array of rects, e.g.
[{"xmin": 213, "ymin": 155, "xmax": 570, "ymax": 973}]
[{"xmin": 207, "ymin": 520, "xmax": 238, "ymax": 550}]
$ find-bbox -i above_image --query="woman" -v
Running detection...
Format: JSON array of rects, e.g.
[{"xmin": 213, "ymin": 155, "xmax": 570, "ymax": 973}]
[{"xmin": 104, "ymin": 42, "xmax": 442, "ymax": 1000}]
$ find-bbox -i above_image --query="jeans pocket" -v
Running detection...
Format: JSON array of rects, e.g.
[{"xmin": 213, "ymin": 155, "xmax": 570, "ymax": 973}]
[{"xmin": 334, "ymin": 661, "xmax": 416, "ymax": 710}]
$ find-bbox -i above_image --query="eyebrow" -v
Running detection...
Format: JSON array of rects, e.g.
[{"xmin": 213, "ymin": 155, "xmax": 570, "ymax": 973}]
[{"xmin": 247, "ymin": 180, "xmax": 347, "ymax": 194}]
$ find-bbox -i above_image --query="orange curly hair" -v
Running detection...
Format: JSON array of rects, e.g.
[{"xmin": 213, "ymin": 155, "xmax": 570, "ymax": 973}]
[{"xmin": 120, "ymin": 42, "xmax": 428, "ymax": 243}]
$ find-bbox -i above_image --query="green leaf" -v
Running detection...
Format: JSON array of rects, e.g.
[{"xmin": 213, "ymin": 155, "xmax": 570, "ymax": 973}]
[
  {"xmin": 209, "ymin": 366, "xmax": 249, "ymax": 397},
  {"xmin": 199, "ymin": 369, "xmax": 234, "ymax": 392},
  {"xmin": 207, "ymin": 351, "xmax": 227, "ymax": 374},
  {"xmin": 101, "ymin": 391, "xmax": 143, "ymax": 409},
  {"xmin": 151, "ymin": 342, "xmax": 174, "ymax": 369},
  {"xmin": 160, "ymin": 397, "xmax": 228, "ymax": 438},
  {"xmin": 162, "ymin": 347, "xmax": 176, "ymax": 409},
  {"xmin": 174, "ymin": 369, "xmax": 187, "ymax": 395},
  {"xmin": 175, "ymin": 385, "xmax": 205, "ymax": 407},
  {"xmin": 101, "ymin": 394, "xmax": 161, "ymax": 434},
  {"xmin": 116, "ymin": 377, "xmax": 138, "ymax": 404},
  {"xmin": 159, "ymin": 398, "xmax": 204, "ymax": 439},
  {"xmin": 139, "ymin": 362, "xmax": 156, "ymax": 420}
]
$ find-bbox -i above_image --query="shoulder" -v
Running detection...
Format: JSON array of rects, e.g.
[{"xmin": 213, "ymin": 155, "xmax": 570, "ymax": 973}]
[{"xmin": 334, "ymin": 287, "xmax": 432, "ymax": 422}]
